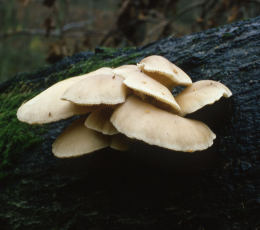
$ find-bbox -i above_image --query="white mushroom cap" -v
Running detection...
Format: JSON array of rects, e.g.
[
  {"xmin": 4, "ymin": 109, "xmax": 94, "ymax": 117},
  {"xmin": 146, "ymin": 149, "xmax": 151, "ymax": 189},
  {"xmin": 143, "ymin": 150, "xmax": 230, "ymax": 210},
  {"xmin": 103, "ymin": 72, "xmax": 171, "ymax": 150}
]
[
  {"xmin": 52, "ymin": 118, "xmax": 109, "ymax": 158},
  {"xmin": 121, "ymin": 69, "xmax": 181, "ymax": 112},
  {"xmin": 62, "ymin": 73, "xmax": 128, "ymax": 106},
  {"xmin": 110, "ymin": 96, "xmax": 216, "ymax": 152},
  {"xmin": 137, "ymin": 55, "xmax": 192, "ymax": 88},
  {"xmin": 85, "ymin": 108, "xmax": 118, "ymax": 135},
  {"xmin": 16, "ymin": 67, "xmax": 113, "ymax": 125},
  {"xmin": 17, "ymin": 75, "xmax": 91, "ymax": 124},
  {"xmin": 110, "ymin": 134, "xmax": 129, "ymax": 151},
  {"xmin": 175, "ymin": 80, "xmax": 232, "ymax": 116}
]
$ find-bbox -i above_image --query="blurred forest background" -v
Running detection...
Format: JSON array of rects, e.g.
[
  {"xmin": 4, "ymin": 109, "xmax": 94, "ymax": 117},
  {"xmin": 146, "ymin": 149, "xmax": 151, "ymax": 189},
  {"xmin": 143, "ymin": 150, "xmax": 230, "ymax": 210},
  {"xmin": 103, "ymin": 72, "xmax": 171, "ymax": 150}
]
[{"xmin": 0, "ymin": 0, "xmax": 260, "ymax": 82}]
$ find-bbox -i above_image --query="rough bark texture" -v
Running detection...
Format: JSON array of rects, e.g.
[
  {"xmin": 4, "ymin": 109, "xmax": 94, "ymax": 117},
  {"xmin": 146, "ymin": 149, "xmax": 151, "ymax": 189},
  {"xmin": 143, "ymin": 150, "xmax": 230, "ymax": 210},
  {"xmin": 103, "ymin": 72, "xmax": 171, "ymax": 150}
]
[{"xmin": 0, "ymin": 17, "xmax": 260, "ymax": 230}]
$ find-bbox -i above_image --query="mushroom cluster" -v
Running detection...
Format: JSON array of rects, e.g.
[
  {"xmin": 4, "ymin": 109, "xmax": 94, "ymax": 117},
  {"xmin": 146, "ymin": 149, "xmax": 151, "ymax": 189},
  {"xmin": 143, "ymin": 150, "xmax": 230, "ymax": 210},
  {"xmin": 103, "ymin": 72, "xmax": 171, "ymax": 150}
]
[{"xmin": 17, "ymin": 55, "xmax": 232, "ymax": 158}]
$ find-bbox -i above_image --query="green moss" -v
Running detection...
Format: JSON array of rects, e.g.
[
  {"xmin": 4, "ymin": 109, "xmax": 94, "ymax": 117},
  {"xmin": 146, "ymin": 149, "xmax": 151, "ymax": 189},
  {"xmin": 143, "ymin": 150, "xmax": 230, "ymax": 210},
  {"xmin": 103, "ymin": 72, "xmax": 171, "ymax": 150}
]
[
  {"xmin": 44, "ymin": 48, "xmax": 141, "ymax": 83},
  {"xmin": 222, "ymin": 32, "xmax": 234, "ymax": 39},
  {"xmin": 74, "ymin": 50, "xmax": 137, "ymax": 73},
  {"xmin": 0, "ymin": 84, "xmax": 45, "ymax": 179},
  {"xmin": 0, "ymin": 47, "xmax": 142, "ymax": 179}
]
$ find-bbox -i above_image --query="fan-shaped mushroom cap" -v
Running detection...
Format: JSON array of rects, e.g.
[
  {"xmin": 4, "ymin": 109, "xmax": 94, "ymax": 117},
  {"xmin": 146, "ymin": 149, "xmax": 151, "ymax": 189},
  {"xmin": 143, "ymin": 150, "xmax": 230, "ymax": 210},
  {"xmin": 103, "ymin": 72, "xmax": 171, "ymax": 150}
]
[
  {"xmin": 175, "ymin": 80, "xmax": 232, "ymax": 116},
  {"xmin": 17, "ymin": 68, "xmax": 113, "ymax": 124},
  {"xmin": 121, "ymin": 70, "xmax": 181, "ymax": 112},
  {"xmin": 112, "ymin": 65, "xmax": 139, "ymax": 79},
  {"xmin": 110, "ymin": 134, "xmax": 129, "ymax": 151},
  {"xmin": 137, "ymin": 55, "xmax": 192, "ymax": 88},
  {"xmin": 52, "ymin": 118, "xmax": 109, "ymax": 158},
  {"xmin": 85, "ymin": 108, "xmax": 118, "ymax": 135},
  {"xmin": 62, "ymin": 73, "xmax": 128, "ymax": 106},
  {"xmin": 110, "ymin": 96, "xmax": 216, "ymax": 152},
  {"xmin": 17, "ymin": 75, "xmax": 92, "ymax": 124}
]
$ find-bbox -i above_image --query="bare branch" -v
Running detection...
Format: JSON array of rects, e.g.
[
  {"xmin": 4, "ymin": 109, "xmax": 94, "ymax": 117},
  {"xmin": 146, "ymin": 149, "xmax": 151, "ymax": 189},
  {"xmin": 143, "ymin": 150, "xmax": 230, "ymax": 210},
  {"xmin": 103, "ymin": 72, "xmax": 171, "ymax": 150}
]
[
  {"xmin": 175, "ymin": 1, "xmax": 205, "ymax": 20},
  {"xmin": 0, "ymin": 21, "xmax": 105, "ymax": 39}
]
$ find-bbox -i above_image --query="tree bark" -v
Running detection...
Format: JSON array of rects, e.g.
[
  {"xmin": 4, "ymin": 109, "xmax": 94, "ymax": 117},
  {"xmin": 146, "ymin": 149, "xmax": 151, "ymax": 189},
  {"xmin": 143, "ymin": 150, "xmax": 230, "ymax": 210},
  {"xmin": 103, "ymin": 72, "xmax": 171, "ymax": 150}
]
[{"xmin": 0, "ymin": 16, "xmax": 259, "ymax": 230}]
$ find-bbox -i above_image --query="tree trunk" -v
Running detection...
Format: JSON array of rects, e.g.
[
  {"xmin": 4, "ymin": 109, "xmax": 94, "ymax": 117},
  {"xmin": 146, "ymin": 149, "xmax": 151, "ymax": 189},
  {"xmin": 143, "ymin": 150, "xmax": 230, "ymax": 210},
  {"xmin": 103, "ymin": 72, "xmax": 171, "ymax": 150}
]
[{"xmin": 0, "ymin": 16, "xmax": 259, "ymax": 230}]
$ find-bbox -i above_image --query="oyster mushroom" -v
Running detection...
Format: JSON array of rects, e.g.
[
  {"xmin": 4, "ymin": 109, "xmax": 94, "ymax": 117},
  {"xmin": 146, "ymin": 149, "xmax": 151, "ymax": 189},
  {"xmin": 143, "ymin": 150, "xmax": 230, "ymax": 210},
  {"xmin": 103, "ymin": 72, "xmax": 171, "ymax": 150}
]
[
  {"xmin": 17, "ymin": 75, "xmax": 90, "ymax": 124},
  {"xmin": 137, "ymin": 55, "xmax": 192, "ymax": 88},
  {"xmin": 175, "ymin": 80, "xmax": 232, "ymax": 116},
  {"xmin": 16, "ymin": 55, "xmax": 233, "ymax": 163},
  {"xmin": 62, "ymin": 73, "xmax": 128, "ymax": 106},
  {"xmin": 16, "ymin": 67, "xmax": 112, "ymax": 124},
  {"xmin": 85, "ymin": 108, "xmax": 118, "ymax": 135},
  {"xmin": 52, "ymin": 117, "xmax": 109, "ymax": 158},
  {"xmin": 110, "ymin": 95, "xmax": 216, "ymax": 152},
  {"xmin": 117, "ymin": 68, "xmax": 181, "ymax": 112}
]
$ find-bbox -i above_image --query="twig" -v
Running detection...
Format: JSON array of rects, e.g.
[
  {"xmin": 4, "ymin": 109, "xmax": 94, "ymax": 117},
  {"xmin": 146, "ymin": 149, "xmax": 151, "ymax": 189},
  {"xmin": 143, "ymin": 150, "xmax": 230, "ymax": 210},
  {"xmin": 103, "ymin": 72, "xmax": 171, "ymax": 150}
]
[
  {"xmin": 175, "ymin": 1, "xmax": 205, "ymax": 20},
  {"xmin": 0, "ymin": 21, "xmax": 105, "ymax": 39}
]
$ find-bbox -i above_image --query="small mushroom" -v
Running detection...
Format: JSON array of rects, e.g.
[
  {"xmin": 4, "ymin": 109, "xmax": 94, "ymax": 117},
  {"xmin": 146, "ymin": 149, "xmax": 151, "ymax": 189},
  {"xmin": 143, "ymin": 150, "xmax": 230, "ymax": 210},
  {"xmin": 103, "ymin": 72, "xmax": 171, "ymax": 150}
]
[
  {"xmin": 110, "ymin": 96, "xmax": 216, "ymax": 152},
  {"xmin": 85, "ymin": 108, "xmax": 118, "ymax": 135},
  {"xmin": 52, "ymin": 117, "xmax": 109, "ymax": 158},
  {"xmin": 119, "ymin": 68, "xmax": 181, "ymax": 112},
  {"xmin": 175, "ymin": 80, "xmax": 232, "ymax": 116},
  {"xmin": 62, "ymin": 73, "xmax": 128, "ymax": 106},
  {"xmin": 137, "ymin": 55, "xmax": 192, "ymax": 88}
]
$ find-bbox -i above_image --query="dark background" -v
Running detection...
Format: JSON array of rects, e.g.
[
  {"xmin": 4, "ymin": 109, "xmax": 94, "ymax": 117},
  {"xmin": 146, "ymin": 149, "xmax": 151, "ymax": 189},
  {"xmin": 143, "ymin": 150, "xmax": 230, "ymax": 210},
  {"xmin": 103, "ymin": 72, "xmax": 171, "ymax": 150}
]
[{"xmin": 1, "ymin": 0, "xmax": 260, "ymax": 82}]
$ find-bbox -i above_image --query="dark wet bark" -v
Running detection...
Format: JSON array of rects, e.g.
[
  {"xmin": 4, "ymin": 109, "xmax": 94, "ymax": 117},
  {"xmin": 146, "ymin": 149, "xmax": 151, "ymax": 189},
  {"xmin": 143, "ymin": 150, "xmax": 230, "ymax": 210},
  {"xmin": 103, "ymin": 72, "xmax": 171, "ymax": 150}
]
[{"xmin": 0, "ymin": 16, "xmax": 259, "ymax": 230}]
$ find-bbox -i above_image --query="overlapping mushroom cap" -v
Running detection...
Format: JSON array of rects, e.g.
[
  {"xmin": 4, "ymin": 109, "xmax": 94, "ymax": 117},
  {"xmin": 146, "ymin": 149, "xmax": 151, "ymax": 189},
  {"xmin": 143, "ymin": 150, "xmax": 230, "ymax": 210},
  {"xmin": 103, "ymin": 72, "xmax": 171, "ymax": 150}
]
[
  {"xmin": 17, "ymin": 75, "xmax": 91, "ymax": 124},
  {"xmin": 17, "ymin": 67, "xmax": 112, "ymax": 124},
  {"xmin": 62, "ymin": 72, "xmax": 128, "ymax": 106},
  {"xmin": 52, "ymin": 117, "xmax": 109, "ymax": 158},
  {"xmin": 137, "ymin": 55, "xmax": 192, "ymax": 88},
  {"xmin": 111, "ymin": 96, "xmax": 216, "ymax": 152},
  {"xmin": 175, "ymin": 80, "xmax": 232, "ymax": 115},
  {"xmin": 17, "ymin": 55, "xmax": 232, "ymax": 158}
]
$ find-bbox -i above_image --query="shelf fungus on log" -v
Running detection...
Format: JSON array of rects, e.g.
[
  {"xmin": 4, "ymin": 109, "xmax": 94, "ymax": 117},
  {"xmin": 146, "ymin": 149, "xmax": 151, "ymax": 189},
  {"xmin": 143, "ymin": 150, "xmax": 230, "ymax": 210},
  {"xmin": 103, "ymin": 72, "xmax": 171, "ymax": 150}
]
[
  {"xmin": 110, "ymin": 96, "xmax": 216, "ymax": 152},
  {"xmin": 62, "ymin": 73, "xmax": 128, "ymax": 106},
  {"xmin": 16, "ymin": 75, "xmax": 92, "ymax": 124},
  {"xmin": 137, "ymin": 55, "xmax": 192, "ymax": 88},
  {"xmin": 85, "ymin": 108, "xmax": 119, "ymax": 135},
  {"xmin": 17, "ymin": 55, "xmax": 232, "ymax": 159},
  {"xmin": 52, "ymin": 117, "xmax": 109, "ymax": 158},
  {"xmin": 117, "ymin": 67, "xmax": 181, "ymax": 113},
  {"xmin": 175, "ymin": 80, "xmax": 232, "ymax": 116},
  {"xmin": 16, "ymin": 67, "xmax": 113, "ymax": 124}
]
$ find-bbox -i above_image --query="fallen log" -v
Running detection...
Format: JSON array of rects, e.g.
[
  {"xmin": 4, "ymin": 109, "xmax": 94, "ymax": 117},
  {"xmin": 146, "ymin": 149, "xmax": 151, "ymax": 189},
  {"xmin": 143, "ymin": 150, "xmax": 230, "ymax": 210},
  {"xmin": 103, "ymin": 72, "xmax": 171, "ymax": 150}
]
[{"xmin": 0, "ymin": 16, "xmax": 259, "ymax": 230}]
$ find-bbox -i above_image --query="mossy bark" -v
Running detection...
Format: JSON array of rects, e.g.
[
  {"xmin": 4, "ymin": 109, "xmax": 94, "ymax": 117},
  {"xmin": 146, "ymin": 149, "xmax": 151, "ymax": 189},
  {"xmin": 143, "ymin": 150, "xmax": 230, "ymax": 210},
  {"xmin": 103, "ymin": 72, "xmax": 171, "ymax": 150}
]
[{"xmin": 0, "ymin": 17, "xmax": 259, "ymax": 230}]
